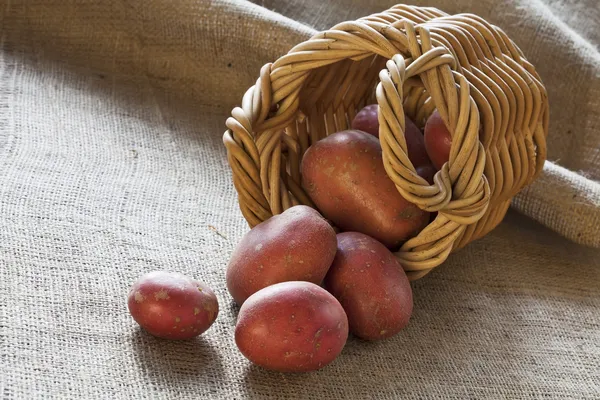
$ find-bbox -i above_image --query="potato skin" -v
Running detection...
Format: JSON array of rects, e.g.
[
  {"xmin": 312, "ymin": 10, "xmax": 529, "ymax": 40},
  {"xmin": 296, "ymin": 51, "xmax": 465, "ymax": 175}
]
[
  {"xmin": 351, "ymin": 104, "xmax": 379, "ymax": 137},
  {"xmin": 352, "ymin": 105, "xmax": 431, "ymax": 168},
  {"xmin": 127, "ymin": 271, "xmax": 219, "ymax": 339},
  {"xmin": 416, "ymin": 163, "xmax": 436, "ymax": 185},
  {"xmin": 301, "ymin": 130, "xmax": 429, "ymax": 248},
  {"xmin": 404, "ymin": 114, "xmax": 431, "ymax": 168},
  {"xmin": 226, "ymin": 205, "xmax": 337, "ymax": 305},
  {"xmin": 235, "ymin": 281, "xmax": 349, "ymax": 372},
  {"xmin": 324, "ymin": 232, "xmax": 413, "ymax": 341},
  {"xmin": 424, "ymin": 110, "xmax": 452, "ymax": 170}
]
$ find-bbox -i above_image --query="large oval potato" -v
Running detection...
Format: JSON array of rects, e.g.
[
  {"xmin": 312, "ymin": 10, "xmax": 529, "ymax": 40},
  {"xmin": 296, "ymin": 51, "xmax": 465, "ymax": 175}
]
[
  {"xmin": 226, "ymin": 205, "xmax": 337, "ymax": 305},
  {"xmin": 324, "ymin": 232, "xmax": 413, "ymax": 340},
  {"xmin": 301, "ymin": 130, "xmax": 429, "ymax": 249},
  {"xmin": 235, "ymin": 281, "xmax": 349, "ymax": 372},
  {"xmin": 127, "ymin": 271, "xmax": 219, "ymax": 339}
]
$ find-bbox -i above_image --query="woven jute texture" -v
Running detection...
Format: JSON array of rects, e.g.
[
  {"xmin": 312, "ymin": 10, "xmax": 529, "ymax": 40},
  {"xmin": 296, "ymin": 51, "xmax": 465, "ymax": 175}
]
[{"xmin": 0, "ymin": 0, "xmax": 599, "ymax": 399}]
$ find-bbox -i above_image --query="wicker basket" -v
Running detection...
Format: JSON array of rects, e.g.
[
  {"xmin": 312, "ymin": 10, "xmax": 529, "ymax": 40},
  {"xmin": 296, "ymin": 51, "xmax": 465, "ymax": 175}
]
[{"xmin": 223, "ymin": 5, "xmax": 548, "ymax": 280}]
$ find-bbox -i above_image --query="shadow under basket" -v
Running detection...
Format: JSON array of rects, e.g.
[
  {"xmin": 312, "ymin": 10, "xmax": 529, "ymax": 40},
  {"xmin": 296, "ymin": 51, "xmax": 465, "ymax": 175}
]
[{"xmin": 223, "ymin": 4, "xmax": 548, "ymax": 280}]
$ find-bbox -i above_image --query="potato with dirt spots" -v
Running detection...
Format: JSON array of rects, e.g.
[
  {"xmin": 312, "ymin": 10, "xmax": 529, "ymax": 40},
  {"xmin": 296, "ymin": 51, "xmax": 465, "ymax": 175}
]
[
  {"xmin": 324, "ymin": 232, "xmax": 413, "ymax": 341},
  {"xmin": 127, "ymin": 271, "xmax": 219, "ymax": 339},
  {"xmin": 301, "ymin": 130, "xmax": 429, "ymax": 249},
  {"xmin": 226, "ymin": 205, "xmax": 337, "ymax": 305},
  {"xmin": 235, "ymin": 281, "xmax": 349, "ymax": 372}
]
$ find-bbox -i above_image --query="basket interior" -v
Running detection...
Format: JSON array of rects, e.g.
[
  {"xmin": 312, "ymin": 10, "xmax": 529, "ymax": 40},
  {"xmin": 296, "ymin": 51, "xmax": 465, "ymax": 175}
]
[
  {"xmin": 278, "ymin": 53, "xmax": 435, "ymax": 189},
  {"xmin": 293, "ymin": 54, "xmax": 436, "ymax": 151}
]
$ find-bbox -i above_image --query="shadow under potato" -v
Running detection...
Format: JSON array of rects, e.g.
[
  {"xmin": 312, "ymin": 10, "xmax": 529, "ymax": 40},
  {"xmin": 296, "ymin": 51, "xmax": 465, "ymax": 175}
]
[
  {"xmin": 229, "ymin": 299, "xmax": 241, "ymax": 320},
  {"xmin": 130, "ymin": 329, "xmax": 224, "ymax": 383}
]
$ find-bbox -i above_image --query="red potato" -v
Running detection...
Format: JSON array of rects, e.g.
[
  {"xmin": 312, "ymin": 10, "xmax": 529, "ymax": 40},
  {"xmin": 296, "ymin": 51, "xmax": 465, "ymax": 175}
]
[
  {"xmin": 404, "ymin": 113, "xmax": 431, "ymax": 167},
  {"xmin": 226, "ymin": 205, "xmax": 337, "ymax": 305},
  {"xmin": 127, "ymin": 271, "xmax": 219, "ymax": 339},
  {"xmin": 235, "ymin": 281, "xmax": 349, "ymax": 372},
  {"xmin": 351, "ymin": 104, "xmax": 431, "ymax": 168},
  {"xmin": 301, "ymin": 130, "xmax": 429, "ymax": 249},
  {"xmin": 424, "ymin": 110, "xmax": 452, "ymax": 170},
  {"xmin": 416, "ymin": 163, "xmax": 436, "ymax": 185},
  {"xmin": 351, "ymin": 104, "xmax": 379, "ymax": 137},
  {"xmin": 324, "ymin": 232, "xmax": 413, "ymax": 341}
]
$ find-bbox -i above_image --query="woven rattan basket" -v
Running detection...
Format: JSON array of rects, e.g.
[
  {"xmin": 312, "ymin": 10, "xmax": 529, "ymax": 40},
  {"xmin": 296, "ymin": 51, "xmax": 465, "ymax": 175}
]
[{"xmin": 223, "ymin": 5, "xmax": 548, "ymax": 280}]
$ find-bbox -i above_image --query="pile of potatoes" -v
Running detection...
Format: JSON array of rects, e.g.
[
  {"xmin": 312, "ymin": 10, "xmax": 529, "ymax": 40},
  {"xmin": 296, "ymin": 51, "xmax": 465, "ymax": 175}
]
[
  {"xmin": 228, "ymin": 105, "xmax": 452, "ymax": 372},
  {"xmin": 126, "ymin": 105, "xmax": 452, "ymax": 373}
]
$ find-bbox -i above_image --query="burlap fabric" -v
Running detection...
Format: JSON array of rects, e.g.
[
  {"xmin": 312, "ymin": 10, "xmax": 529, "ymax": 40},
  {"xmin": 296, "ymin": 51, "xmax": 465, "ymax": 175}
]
[{"xmin": 1, "ymin": 1, "xmax": 598, "ymax": 398}]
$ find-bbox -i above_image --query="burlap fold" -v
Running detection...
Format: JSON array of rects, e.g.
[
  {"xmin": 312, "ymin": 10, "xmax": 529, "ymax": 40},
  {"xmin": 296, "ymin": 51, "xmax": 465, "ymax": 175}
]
[{"xmin": 1, "ymin": 1, "xmax": 598, "ymax": 398}]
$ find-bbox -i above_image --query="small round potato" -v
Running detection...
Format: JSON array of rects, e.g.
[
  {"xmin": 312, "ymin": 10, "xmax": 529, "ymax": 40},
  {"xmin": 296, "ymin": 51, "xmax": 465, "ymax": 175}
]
[
  {"xmin": 226, "ymin": 205, "xmax": 337, "ymax": 305},
  {"xmin": 352, "ymin": 104, "xmax": 432, "ymax": 168},
  {"xmin": 404, "ymin": 114, "xmax": 432, "ymax": 168},
  {"xmin": 416, "ymin": 163, "xmax": 436, "ymax": 185},
  {"xmin": 351, "ymin": 104, "xmax": 379, "ymax": 137},
  {"xmin": 127, "ymin": 271, "xmax": 219, "ymax": 339},
  {"xmin": 424, "ymin": 110, "xmax": 452, "ymax": 170},
  {"xmin": 324, "ymin": 232, "xmax": 413, "ymax": 341},
  {"xmin": 235, "ymin": 281, "xmax": 349, "ymax": 372}
]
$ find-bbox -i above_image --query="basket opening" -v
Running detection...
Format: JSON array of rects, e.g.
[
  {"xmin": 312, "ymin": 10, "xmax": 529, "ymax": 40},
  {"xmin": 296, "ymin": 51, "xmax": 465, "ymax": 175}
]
[
  {"xmin": 272, "ymin": 52, "xmax": 444, "ymax": 223},
  {"xmin": 297, "ymin": 55, "xmax": 386, "ymax": 140},
  {"xmin": 280, "ymin": 53, "xmax": 439, "ymax": 163}
]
